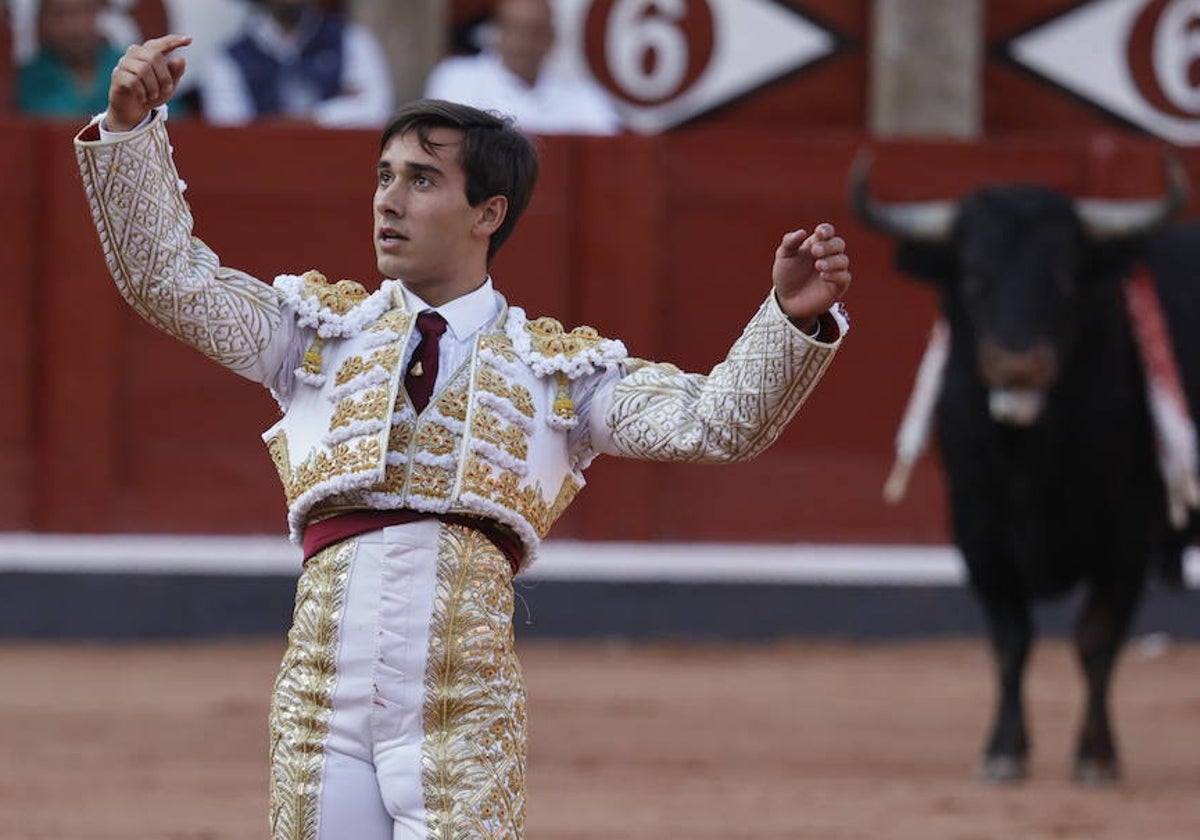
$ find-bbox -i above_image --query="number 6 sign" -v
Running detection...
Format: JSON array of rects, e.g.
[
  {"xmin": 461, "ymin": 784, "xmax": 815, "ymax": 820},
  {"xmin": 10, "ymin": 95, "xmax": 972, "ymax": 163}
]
[
  {"xmin": 1009, "ymin": 0, "xmax": 1200, "ymax": 144},
  {"xmin": 553, "ymin": 0, "xmax": 839, "ymax": 133}
]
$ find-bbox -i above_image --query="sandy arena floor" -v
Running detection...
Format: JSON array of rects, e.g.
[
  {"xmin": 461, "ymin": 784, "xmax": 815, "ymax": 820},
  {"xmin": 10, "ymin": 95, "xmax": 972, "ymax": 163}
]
[{"xmin": 0, "ymin": 637, "xmax": 1197, "ymax": 839}]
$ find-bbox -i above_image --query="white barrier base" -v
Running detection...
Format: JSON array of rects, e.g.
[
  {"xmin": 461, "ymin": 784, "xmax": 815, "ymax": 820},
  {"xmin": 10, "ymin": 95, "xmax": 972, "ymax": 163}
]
[{"xmin": 0, "ymin": 533, "xmax": 1195, "ymax": 587}]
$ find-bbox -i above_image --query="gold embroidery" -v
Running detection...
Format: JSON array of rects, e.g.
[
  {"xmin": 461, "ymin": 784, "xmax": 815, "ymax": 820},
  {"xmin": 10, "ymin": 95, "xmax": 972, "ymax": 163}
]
[
  {"xmin": 500, "ymin": 425, "xmax": 528, "ymax": 461},
  {"xmin": 76, "ymin": 120, "xmax": 282, "ymax": 373},
  {"xmin": 265, "ymin": 430, "xmax": 293, "ymax": 497},
  {"xmin": 461, "ymin": 456, "xmax": 567, "ymax": 537},
  {"xmin": 369, "ymin": 309, "xmax": 411, "ymax": 333},
  {"xmin": 511, "ymin": 387, "xmax": 535, "ymax": 418},
  {"xmin": 330, "ymin": 387, "xmax": 391, "ymax": 431},
  {"xmin": 478, "ymin": 332, "xmax": 519, "ymax": 363},
  {"xmin": 286, "ymin": 439, "xmax": 383, "ymax": 505},
  {"xmin": 411, "ymin": 462, "xmax": 454, "ymax": 500},
  {"xmin": 471, "ymin": 413, "xmax": 528, "ymax": 461},
  {"xmin": 387, "ymin": 419, "xmax": 414, "ymax": 453},
  {"xmin": 301, "ymin": 271, "xmax": 368, "ymax": 315},
  {"xmin": 379, "ymin": 462, "xmax": 408, "ymax": 494},
  {"xmin": 301, "ymin": 336, "xmax": 325, "ymax": 377},
  {"xmin": 525, "ymin": 316, "xmax": 606, "ymax": 358},
  {"xmin": 461, "ymin": 457, "xmax": 492, "ymax": 498},
  {"xmin": 268, "ymin": 540, "xmax": 355, "ymax": 840},
  {"xmin": 417, "ymin": 422, "xmax": 459, "ymax": 457},
  {"xmin": 334, "ymin": 346, "xmax": 401, "ymax": 387},
  {"xmin": 434, "ymin": 387, "xmax": 470, "ymax": 423},
  {"xmin": 546, "ymin": 473, "xmax": 582, "ymax": 530},
  {"xmin": 423, "ymin": 525, "xmax": 526, "ymax": 838},
  {"xmin": 552, "ymin": 371, "xmax": 574, "ymax": 421},
  {"xmin": 607, "ymin": 296, "xmax": 835, "ymax": 462},
  {"xmin": 476, "ymin": 367, "xmax": 535, "ymax": 418}
]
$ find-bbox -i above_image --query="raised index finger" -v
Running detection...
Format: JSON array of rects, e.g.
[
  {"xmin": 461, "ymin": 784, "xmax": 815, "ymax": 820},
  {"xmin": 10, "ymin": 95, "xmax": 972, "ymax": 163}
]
[{"xmin": 142, "ymin": 34, "xmax": 192, "ymax": 56}]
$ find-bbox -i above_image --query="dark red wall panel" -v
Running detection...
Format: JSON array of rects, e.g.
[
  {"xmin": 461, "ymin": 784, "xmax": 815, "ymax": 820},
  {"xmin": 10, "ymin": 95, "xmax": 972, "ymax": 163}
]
[
  {"xmin": 0, "ymin": 123, "xmax": 36, "ymax": 528},
  {"xmin": 8, "ymin": 45, "xmax": 1198, "ymax": 543}
]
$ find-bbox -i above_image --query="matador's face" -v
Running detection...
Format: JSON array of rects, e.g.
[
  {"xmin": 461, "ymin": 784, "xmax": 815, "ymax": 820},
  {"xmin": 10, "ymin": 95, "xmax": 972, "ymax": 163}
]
[{"xmin": 373, "ymin": 128, "xmax": 504, "ymax": 306}]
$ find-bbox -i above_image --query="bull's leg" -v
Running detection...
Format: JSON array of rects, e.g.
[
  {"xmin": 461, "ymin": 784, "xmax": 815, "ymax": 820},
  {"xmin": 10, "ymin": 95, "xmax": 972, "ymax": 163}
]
[
  {"xmin": 975, "ymin": 592, "xmax": 1033, "ymax": 783},
  {"xmin": 1072, "ymin": 582, "xmax": 1140, "ymax": 784}
]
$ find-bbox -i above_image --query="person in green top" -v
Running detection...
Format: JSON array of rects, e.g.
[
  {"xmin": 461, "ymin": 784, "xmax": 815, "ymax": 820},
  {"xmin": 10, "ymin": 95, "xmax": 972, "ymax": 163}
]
[{"xmin": 18, "ymin": 0, "xmax": 122, "ymax": 117}]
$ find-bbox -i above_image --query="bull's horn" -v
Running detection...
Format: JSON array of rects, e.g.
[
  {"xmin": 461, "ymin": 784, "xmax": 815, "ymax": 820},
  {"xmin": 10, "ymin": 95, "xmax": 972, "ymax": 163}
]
[
  {"xmin": 1075, "ymin": 154, "xmax": 1190, "ymax": 240},
  {"xmin": 848, "ymin": 150, "xmax": 958, "ymax": 243}
]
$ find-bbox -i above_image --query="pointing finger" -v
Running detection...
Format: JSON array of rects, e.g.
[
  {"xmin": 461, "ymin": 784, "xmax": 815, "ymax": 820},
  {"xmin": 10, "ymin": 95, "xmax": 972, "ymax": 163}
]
[{"xmin": 143, "ymin": 34, "xmax": 193, "ymax": 56}]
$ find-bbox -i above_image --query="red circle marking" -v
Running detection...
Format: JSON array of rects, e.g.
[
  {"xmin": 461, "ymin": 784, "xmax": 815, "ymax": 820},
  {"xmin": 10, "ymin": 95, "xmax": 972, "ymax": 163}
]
[
  {"xmin": 584, "ymin": 0, "xmax": 716, "ymax": 106},
  {"xmin": 1129, "ymin": 0, "xmax": 1200, "ymax": 118}
]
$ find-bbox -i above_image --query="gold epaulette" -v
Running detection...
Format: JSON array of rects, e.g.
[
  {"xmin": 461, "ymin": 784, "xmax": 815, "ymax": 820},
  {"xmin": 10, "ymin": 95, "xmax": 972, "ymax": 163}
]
[
  {"xmin": 524, "ymin": 316, "xmax": 609, "ymax": 358},
  {"xmin": 301, "ymin": 270, "xmax": 369, "ymax": 315},
  {"xmin": 514, "ymin": 315, "xmax": 627, "ymax": 425}
]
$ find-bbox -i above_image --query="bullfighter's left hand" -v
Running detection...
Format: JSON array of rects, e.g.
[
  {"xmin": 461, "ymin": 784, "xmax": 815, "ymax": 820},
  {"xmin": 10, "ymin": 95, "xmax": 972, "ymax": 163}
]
[{"xmin": 772, "ymin": 223, "xmax": 852, "ymax": 333}]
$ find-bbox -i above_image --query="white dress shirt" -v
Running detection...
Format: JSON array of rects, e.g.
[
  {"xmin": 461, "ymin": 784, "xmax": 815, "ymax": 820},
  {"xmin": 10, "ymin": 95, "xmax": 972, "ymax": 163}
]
[
  {"xmin": 200, "ymin": 10, "xmax": 394, "ymax": 129},
  {"xmin": 399, "ymin": 278, "xmax": 501, "ymax": 395},
  {"xmin": 424, "ymin": 52, "xmax": 622, "ymax": 136},
  {"xmin": 398, "ymin": 277, "xmax": 622, "ymax": 463}
]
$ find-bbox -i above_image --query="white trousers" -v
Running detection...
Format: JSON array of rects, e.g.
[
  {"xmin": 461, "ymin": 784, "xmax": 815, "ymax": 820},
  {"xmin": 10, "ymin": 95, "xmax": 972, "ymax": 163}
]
[{"xmin": 268, "ymin": 520, "xmax": 527, "ymax": 840}]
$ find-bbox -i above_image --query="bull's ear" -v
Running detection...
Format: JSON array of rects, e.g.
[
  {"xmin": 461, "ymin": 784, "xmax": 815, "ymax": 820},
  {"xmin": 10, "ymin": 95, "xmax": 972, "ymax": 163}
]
[{"xmin": 894, "ymin": 241, "xmax": 956, "ymax": 285}]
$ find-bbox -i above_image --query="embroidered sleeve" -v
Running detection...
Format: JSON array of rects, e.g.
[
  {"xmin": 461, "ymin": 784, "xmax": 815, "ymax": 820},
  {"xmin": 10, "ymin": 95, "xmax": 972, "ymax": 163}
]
[
  {"xmin": 590, "ymin": 294, "xmax": 846, "ymax": 463},
  {"xmin": 74, "ymin": 113, "xmax": 297, "ymax": 389}
]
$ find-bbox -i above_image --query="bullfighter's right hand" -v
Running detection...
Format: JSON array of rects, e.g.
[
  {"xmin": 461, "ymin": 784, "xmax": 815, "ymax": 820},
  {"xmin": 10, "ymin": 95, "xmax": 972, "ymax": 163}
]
[{"xmin": 107, "ymin": 35, "xmax": 192, "ymax": 132}]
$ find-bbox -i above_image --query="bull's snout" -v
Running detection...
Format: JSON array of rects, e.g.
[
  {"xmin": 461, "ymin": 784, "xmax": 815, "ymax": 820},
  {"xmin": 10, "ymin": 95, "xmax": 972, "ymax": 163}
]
[{"xmin": 977, "ymin": 338, "xmax": 1058, "ymax": 391}]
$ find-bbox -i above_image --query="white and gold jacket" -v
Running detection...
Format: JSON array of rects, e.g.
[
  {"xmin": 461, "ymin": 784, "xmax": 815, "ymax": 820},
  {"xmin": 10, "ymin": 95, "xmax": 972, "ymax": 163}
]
[{"xmin": 74, "ymin": 112, "xmax": 847, "ymax": 570}]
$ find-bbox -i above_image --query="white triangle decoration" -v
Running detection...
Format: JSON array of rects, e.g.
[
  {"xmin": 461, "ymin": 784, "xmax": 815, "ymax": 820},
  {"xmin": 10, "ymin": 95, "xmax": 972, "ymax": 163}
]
[
  {"xmin": 555, "ymin": 0, "xmax": 837, "ymax": 134},
  {"xmin": 1009, "ymin": 0, "xmax": 1200, "ymax": 145}
]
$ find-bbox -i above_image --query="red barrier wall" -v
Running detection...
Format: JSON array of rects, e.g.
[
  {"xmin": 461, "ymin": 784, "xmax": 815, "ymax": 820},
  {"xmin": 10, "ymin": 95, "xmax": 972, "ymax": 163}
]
[{"xmin": 8, "ymin": 118, "xmax": 1193, "ymax": 545}]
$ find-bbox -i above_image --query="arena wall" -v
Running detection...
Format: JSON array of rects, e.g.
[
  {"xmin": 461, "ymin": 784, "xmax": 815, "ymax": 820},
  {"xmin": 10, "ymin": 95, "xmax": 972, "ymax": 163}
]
[
  {"xmin": 6, "ymin": 119, "xmax": 1190, "ymax": 546},
  {"xmin": 5, "ymin": 0, "xmax": 1200, "ymax": 638}
]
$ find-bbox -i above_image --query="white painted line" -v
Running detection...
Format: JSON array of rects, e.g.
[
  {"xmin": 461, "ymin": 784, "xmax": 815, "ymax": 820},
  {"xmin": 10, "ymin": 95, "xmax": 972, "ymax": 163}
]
[
  {"xmin": 0, "ymin": 533, "xmax": 301, "ymax": 575},
  {"xmin": 0, "ymin": 533, "xmax": 1194, "ymax": 587},
  {"xmin": 531, "ymin": 542, "xmax": 969, "ymax": 585}
]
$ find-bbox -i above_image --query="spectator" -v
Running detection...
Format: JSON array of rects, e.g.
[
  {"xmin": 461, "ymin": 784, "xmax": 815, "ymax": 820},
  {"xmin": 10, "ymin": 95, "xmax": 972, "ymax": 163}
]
[
  {"xmin": 425, "ymin": 0, "xmax": 622, "ymax": 136},
  {"xmin": 17, "ymin": 0, "xmax": 120, "ymax": 117},
  {"xmin": 200, "ymin": 0, "xmax": 392, "ymax": 128}
]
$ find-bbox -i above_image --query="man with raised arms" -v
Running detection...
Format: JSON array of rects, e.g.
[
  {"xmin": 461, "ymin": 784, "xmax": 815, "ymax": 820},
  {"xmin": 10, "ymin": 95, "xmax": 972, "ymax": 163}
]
[{"xmin": 75, "ymin": 33, "xmax": 852, "ymax": 840}]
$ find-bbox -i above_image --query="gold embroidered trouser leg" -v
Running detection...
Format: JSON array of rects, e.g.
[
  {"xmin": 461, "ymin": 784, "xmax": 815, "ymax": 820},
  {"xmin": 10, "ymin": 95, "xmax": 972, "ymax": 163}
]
[
  {"xmin": 267, "ymin": 522, "xmax": 526, "ymax": 840},
  {"xmin": 420, "ymin": 523, "xmax": 527, "ymax": 838},
  {"xmin": 268, "ymin": 540, "xmax": 357, "ymax": 840}
]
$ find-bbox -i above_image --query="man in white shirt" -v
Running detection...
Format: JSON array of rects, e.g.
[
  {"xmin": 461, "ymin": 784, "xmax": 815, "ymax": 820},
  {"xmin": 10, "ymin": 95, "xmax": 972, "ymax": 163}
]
[
  {"xmin": 200, "ymin": 0, "xmax": 393, "ymax": 128},
  {"xmin": 426, "ymin": 0, "xmax": 622, "ymax": 135},
  {"xmin": 78, "ymin": 33, "xmax": 850, "ymax": 840}
]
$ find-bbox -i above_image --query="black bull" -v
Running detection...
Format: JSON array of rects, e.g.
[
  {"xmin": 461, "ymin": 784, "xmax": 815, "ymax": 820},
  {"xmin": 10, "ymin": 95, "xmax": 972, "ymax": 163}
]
[{"xmin": 853, "ymin": 157, "xmax": 1200, "ymax": 783}]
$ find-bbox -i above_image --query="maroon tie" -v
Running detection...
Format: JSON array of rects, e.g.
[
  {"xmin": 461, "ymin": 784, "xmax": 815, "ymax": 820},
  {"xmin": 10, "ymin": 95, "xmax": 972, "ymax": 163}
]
[{"xmin": 405, "ymin": 310, "xmax": 448, "ymax": 413}]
